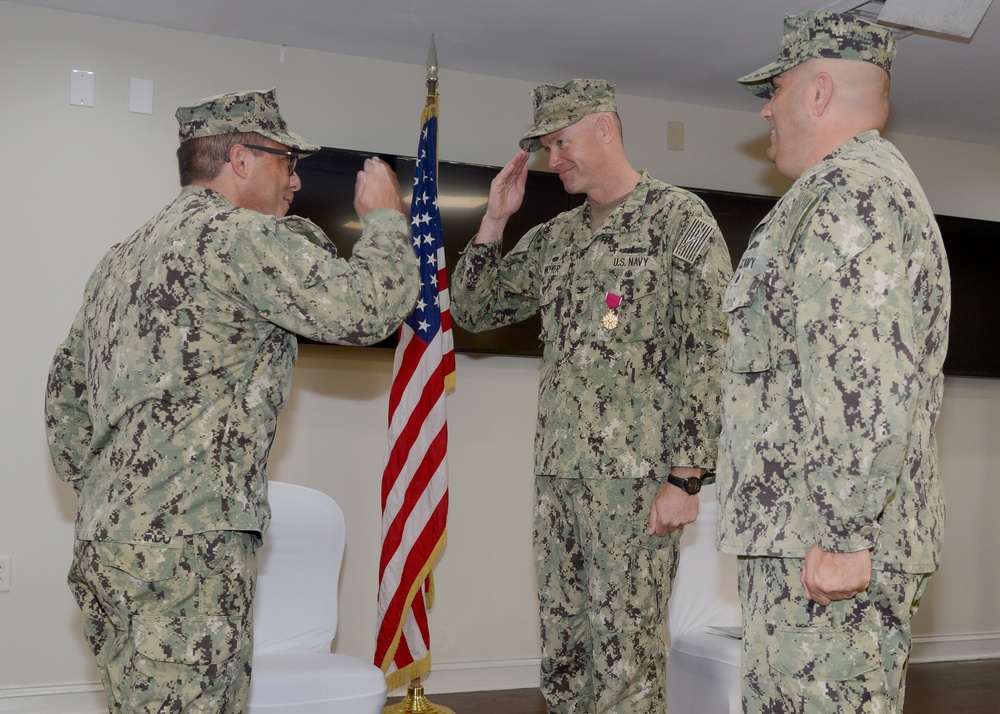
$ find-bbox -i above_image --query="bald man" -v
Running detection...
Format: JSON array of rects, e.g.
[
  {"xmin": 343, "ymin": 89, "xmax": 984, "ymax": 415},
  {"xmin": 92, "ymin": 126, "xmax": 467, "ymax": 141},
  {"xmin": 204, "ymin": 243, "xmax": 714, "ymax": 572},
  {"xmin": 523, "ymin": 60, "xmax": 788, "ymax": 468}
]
[{"xmin": 716, "ymin": 11, "xmax": 951, "ymax": 713}]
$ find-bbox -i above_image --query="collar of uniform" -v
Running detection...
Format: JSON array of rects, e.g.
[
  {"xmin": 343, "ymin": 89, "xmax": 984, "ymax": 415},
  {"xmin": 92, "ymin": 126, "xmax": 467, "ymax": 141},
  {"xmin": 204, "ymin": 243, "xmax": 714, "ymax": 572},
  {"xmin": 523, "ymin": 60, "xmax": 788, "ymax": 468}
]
[
  {"xmin": 573, "ymin": 171, "xmax": 653, "ymax": 251},
  {"xmin": 821, "ymin": 129, "xmax": 883, "ymax": 167},
  {"xmin": 792, "ymin": 129, "xmax": 883, "ymax": 190}
]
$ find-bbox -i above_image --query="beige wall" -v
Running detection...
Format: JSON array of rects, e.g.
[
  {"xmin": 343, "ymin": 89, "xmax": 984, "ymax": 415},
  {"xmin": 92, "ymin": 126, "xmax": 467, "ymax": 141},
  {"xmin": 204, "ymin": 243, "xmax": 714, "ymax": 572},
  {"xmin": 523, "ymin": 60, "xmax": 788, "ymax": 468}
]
[{"xmin": 2, "ymin": 0, "xmax": 999, "ymax": 700}]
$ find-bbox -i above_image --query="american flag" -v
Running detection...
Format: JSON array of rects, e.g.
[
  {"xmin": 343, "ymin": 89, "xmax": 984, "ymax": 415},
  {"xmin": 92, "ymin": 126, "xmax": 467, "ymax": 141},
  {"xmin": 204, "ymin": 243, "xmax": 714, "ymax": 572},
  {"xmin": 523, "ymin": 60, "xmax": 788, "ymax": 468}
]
[{"xmin": 374, "ymin": 94, "xmax": 454, "ymax": 692}]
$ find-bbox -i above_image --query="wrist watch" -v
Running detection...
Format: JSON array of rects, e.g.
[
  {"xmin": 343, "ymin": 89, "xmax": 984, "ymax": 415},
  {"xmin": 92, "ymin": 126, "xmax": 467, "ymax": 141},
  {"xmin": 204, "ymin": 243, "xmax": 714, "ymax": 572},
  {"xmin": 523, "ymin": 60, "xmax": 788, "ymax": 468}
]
[{"xmin": 666, "ymin": 472, "xmax": 716, "ymax": 495}]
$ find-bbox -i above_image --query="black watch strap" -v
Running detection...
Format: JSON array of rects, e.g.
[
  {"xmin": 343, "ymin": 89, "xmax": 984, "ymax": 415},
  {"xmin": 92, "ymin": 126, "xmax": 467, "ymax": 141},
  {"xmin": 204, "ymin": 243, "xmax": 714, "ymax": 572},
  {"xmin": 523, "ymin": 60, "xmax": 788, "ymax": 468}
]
[
  {"xmin": 667, "ymin": 473, "xmax": 702, "ymax": 494},
  {"xmin": 666, "ymin": 472, "xmax": 716, "ymax": 495}
]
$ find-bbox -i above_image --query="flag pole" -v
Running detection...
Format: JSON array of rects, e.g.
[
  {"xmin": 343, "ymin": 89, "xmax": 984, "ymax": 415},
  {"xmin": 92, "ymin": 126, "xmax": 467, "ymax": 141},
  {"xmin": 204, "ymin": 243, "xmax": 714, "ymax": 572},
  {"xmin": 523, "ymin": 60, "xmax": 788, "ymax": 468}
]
[{"xmin": 381, "ymin": 35, "xmax": 455, "ymax": 714}]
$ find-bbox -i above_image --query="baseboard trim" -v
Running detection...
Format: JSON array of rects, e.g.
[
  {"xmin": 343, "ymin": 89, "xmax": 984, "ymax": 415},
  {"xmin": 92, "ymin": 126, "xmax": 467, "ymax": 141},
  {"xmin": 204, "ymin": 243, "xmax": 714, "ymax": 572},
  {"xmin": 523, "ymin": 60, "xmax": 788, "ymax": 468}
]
[
  {"xmin": 403, "ymin": 658, "xmax": 542, "ymax": 695},
  {"xmin": 415, "ymin": 631, "xmax": 1000, "ymax": 695},
  {"xmin": 410, "ymin": 631, "xmax": 1000, "ymax": 695},
  {"xmin": 4, "ymin": 634, "xmax": 998, "ymax": 709},
  {"xmin": 910, "ymin": 631, "xmax": 1000, "ymax": 663},
  {"xmin": 0, "ymin": 682, "xmax": 106, "ymax": 713}
]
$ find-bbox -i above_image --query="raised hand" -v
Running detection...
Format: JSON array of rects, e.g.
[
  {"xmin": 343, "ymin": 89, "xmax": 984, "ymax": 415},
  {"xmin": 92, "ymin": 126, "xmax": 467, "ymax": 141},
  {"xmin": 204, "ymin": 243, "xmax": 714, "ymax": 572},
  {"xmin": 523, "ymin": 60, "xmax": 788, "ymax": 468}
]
[
  {"xmin": 354, "ymin": 156, "xmax": 405, "ymax": 217},
  {"xmin": 475, "ymin": 151, "xmax": 531, "ymax": 244}
]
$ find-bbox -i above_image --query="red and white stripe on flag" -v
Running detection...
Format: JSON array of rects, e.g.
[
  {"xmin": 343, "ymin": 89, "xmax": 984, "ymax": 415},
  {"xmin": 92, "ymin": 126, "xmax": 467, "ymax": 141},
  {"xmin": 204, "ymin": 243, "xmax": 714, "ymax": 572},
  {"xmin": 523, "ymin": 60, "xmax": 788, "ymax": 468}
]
[{"xmin": 375, "ymin": 95, "xmax": 454, "ymax": 693}]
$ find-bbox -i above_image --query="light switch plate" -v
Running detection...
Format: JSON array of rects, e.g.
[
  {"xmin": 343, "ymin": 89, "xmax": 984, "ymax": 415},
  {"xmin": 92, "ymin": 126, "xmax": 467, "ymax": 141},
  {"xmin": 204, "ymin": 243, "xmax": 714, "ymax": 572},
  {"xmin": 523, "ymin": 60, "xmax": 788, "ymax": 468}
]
[
  {"xmin": 70, "ymin": 69, "xmax": 95, "ymax": 107},
  {"xmin": 129, "ymin": 78, "xmax": 154, "ymax": 115}
]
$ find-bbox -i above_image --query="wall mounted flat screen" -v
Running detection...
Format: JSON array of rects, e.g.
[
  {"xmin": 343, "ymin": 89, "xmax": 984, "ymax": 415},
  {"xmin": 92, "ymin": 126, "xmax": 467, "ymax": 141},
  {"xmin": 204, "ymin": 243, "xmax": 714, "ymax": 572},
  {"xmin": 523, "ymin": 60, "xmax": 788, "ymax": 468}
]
[
  {"xmin": 291, "ymin": 146, "xmax": 1000, "ymax": 378},
  {"xmin": 292, "ymin": 146, "xmax": 582, "ymax": 354},
  {"xmin": 934, "ymin": 214, "xmax": 1000, "ymax": 378}
]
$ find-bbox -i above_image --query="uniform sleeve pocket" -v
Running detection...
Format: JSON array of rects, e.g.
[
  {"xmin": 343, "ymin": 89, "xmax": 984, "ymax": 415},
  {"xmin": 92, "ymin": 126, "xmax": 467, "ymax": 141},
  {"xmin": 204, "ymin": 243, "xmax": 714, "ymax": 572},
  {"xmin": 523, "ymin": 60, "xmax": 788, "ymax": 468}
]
[{"xmin": 723, "ymin": 276, "xmax": 772, "ymax": 373}]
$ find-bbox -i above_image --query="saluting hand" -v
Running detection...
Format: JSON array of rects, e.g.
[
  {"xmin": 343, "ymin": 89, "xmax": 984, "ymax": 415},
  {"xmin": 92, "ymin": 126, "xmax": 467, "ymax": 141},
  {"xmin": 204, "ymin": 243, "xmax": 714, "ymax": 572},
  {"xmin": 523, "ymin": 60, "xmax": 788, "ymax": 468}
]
[
  {"xmin": 475, "ymin": 151, "xmax": 530, "ymax": 244},
  {"xmin": 354, "ymin": 156, "xmax": 406, "ymax": 218}
]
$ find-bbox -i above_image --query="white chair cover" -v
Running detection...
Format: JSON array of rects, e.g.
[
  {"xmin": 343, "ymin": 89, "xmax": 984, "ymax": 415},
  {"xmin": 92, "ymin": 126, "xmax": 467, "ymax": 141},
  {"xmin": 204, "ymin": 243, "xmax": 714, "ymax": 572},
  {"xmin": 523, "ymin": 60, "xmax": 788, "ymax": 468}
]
[
  {"xmin": 247, "ymin": 481, "xmax": 386, "ymax": 713},
  {"xmin": 665, "ymin": 488, "xmax": 743, "ymax": 714}
]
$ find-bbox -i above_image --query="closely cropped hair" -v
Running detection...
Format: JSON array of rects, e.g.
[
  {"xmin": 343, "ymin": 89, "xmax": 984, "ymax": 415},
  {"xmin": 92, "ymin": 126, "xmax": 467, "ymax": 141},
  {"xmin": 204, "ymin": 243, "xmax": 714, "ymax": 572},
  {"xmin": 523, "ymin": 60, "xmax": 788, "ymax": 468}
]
[
  {"xmin": 610, "ymin": 111, "xmax": 623, "ymax": 142},
  {"xmin": 176, "ymin": 131, "xmax": 264, "ymax": 186}
]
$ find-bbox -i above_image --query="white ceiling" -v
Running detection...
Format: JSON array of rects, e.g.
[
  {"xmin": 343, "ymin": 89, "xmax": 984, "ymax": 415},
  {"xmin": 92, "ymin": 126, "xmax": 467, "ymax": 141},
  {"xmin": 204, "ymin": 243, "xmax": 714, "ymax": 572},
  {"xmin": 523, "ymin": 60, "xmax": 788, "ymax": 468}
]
[{"xmin": 12, "ymin": 0, "xmax": 999, "ymax": 147}]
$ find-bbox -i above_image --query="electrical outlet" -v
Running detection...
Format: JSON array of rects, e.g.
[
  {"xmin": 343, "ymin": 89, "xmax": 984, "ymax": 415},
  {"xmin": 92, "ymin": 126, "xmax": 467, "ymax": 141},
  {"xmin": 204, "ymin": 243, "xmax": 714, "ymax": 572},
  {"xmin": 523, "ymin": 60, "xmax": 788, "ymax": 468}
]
[{"xmin": 0, "ymin": 556, "xmax": 10, "ymax": 592}]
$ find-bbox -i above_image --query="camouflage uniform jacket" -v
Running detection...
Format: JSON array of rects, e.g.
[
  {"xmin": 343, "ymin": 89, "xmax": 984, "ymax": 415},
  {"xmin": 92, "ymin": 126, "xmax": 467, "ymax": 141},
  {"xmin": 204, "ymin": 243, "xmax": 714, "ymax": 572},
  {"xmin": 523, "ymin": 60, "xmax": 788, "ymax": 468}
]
[
  {"xmin": 717, "ymin": 131, "xmax": 951, "ymax": 573},
  {"xmin": 45, "ymin": 185, "xmax": 419, "ymax": 543},
  {"xmin": 451, "ymin": 172, "xmax": 732, "ymax": 479}
]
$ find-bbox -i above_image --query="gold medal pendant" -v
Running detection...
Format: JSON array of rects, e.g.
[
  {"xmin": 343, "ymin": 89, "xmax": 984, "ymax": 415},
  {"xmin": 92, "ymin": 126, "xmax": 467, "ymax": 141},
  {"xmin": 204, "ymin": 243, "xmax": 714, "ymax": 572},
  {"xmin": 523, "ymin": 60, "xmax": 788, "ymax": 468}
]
[{"xmin": 603, "ymin": 292, "xmax": 622, "ymax": 330}]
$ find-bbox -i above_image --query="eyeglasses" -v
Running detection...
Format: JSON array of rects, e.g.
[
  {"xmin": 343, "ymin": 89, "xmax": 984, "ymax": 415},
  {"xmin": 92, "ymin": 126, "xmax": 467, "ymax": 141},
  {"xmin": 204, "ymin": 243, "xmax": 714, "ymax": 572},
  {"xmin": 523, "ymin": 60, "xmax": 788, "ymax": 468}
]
[{"xmin": 228, "ymin": 144, "xmax": 303, "ymax": 175}]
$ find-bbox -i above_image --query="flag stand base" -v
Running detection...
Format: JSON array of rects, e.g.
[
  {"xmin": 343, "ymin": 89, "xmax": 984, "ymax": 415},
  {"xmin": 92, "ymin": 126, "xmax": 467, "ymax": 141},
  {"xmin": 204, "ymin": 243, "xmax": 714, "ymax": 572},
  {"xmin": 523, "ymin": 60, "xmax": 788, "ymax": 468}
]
[{"xmin": 383, "ymin": 683, "xmax": 456, "ymax": 714}]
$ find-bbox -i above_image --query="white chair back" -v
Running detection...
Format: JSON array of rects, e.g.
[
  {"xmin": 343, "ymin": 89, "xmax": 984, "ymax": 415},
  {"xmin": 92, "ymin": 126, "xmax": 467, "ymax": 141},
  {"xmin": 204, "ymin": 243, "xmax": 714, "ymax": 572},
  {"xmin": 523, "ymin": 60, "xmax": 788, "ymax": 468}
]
[
  {"xmin": 666, "ymin": 488, "xmax": 743, "ymax": 714},
  {"xmin": 248, "ymin": 481, "xmax": 388, "ymax": 714},
  {"xmin": 667, "ymin": 490, "xmax": 742, "ymax": 638},
  {"xmin": 254, "ymin": 481, "xmax": 344, "ymax": 653}
]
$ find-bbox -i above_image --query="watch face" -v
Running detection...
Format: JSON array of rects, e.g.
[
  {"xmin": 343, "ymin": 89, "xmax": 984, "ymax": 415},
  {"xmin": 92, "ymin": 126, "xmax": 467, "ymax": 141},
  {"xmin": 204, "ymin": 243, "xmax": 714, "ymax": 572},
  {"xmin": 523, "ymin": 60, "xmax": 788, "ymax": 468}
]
[{"xmin": 686, "ymin": 479, "xmax": 701, "ymax": 494}]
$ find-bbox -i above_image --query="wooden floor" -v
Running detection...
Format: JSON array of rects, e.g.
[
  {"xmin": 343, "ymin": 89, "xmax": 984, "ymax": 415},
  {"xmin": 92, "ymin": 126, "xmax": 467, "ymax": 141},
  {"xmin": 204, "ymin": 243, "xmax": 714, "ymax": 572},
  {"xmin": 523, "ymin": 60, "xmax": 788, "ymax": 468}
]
[{"xmin": 388, "ymin": 659, "xmax": 1000, "ymax": 713}]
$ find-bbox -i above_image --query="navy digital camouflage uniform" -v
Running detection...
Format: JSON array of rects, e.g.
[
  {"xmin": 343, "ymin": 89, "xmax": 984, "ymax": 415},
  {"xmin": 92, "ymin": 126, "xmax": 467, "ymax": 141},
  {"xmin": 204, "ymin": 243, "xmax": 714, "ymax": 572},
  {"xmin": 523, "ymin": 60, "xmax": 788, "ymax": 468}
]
[
  {"xmin": 452, "ymin": 155, "xmax": 732, "ymax": 710},
  {"xmin": 717, "ymin": 13, "xmax": 951, "ymax": 713},
  {"xmin": 45, "ymin": 89, "xmax": 419, "ymax": 713}
]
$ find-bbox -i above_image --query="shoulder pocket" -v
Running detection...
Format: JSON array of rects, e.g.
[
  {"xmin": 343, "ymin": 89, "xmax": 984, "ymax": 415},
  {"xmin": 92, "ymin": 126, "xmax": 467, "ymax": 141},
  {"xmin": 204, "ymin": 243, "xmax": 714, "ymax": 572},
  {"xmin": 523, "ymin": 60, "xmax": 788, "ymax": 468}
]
[{"xmin": 724, "ymin": 263, "xmax": 772, "ymax": 373}]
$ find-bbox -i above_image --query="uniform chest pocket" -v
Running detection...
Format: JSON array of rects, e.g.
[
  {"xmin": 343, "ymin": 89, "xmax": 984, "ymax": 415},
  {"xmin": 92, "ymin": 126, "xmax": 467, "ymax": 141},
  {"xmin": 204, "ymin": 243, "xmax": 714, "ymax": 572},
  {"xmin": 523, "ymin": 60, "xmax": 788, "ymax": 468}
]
[
  {"xmin": 539, "ymin": 265, "xmax": 664, "ymax": 346},
  {"xmin": 589, "ymin": 268, "xmax": 662, "ymax": 343},
  {"xmin": 539, "ymin": 258, "xmax": 570, "ymax": 343},
  {"xmin": 723, "ymin": 271, "xmax": 773, "ymax": 373}
]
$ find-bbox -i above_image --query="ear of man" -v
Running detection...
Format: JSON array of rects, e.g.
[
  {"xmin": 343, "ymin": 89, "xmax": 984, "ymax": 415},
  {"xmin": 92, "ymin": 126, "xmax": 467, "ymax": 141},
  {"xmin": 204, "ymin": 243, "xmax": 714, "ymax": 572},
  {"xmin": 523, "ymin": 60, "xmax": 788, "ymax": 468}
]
[
  {"xmin": 810, "ymin": 59, "xmax": 890, "ymax": 130},
  {"xmin": 227, "ymin": 144, "xmax": 252, "ymax": 179},
  {"xmin": 811, "ymin": 71, "xmax": 835, "ymax": 116},
  {"xmin": 593, "ymin": 112, "xmax": 618, "ymax": 145}
]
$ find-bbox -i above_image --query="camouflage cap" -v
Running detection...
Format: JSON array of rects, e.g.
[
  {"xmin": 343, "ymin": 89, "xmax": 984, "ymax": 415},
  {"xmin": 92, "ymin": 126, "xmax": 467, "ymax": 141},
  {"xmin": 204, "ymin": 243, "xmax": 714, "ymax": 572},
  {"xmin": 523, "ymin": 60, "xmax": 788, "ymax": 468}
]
[
  {"xmin": 175, "ymin": 88, "xmax": 319, "ymax": 153},
  {"xmin": 519, "ymin": 79, "xmax": 617, "ymax": 152},
  {"xmin": 738, "ymin": 10, "xmax": 897, "ymax": 98}
]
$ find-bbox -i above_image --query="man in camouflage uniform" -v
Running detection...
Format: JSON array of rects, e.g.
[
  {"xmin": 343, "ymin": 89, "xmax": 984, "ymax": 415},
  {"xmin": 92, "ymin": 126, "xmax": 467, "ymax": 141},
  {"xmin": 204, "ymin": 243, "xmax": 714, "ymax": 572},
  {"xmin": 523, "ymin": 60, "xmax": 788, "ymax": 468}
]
[
  {"xmin": 451, "ymin": 79, "xmax": 732, "ymax": 713},
  {"xmin": 44, "ymin": 88, "xmax": 419, "ymax": 713},
  {"xmin": 717, "ymin": 11, "xmax": 951, "ymax": 713}
]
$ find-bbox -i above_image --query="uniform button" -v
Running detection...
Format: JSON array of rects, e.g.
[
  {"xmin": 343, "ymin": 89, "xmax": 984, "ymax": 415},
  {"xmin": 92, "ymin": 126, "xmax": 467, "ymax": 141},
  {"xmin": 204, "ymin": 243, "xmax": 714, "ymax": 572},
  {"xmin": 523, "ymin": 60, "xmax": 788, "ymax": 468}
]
[{"xmin": 859, "ymin": 525, "xmax": 874, "ymax": 537}]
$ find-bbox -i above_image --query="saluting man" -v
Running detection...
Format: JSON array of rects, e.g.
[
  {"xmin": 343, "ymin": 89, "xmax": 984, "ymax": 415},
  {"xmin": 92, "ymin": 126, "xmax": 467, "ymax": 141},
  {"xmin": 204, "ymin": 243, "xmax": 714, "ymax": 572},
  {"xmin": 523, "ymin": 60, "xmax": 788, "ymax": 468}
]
[
  {"xmin": 451, "ymin": 78, "xmax": 732, "ymax": 713},
  {"xmin": 45, "ymin": 89, "xmax": 419, "ymax": 713}
]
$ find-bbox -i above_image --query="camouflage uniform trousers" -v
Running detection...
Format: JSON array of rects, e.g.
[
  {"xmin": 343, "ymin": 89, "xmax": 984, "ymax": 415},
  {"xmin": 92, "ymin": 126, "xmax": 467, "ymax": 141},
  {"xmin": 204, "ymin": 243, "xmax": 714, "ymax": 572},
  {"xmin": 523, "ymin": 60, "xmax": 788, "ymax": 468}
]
[
  {"xmin": 534, "ymin": 475, "xmax": 681, "ymax": 713},
  {"xmin": 68, "ymin": 530, "xmax": 258, "ymax": 713},
  {"xmin": 738, "ymin": 555, "xmax": 931, "ymax": 714}
]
